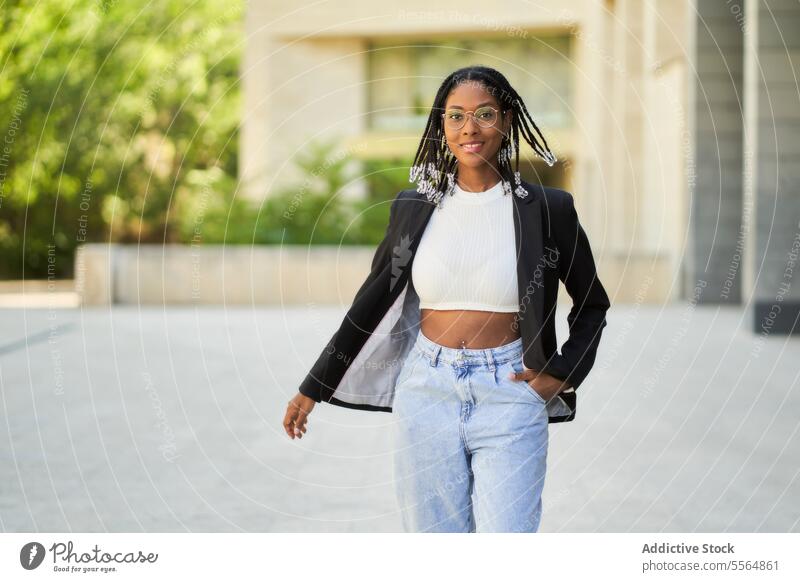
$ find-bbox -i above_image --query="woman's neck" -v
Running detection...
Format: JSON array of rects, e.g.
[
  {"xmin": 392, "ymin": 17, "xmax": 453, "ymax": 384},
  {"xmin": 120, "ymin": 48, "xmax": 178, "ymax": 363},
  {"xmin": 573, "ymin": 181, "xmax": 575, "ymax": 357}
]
[{"xmin": 455, "ymin": 164, "xmax": 502, "ymax": 193}]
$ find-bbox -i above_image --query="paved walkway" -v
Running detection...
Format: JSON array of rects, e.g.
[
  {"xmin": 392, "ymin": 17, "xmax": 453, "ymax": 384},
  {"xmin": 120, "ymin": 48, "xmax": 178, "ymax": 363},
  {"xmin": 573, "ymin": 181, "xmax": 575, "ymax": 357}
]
[{"xmin": 0, "ymin": 303, "xmax": 798, "ymax": 532}]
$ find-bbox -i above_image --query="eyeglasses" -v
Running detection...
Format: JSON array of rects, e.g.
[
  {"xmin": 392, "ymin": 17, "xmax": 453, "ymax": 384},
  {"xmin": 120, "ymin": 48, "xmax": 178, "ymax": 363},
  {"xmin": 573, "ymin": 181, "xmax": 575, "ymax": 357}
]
[{"xmin": 440, "ymin": 106, "xmax": 505, "ymax": 131}]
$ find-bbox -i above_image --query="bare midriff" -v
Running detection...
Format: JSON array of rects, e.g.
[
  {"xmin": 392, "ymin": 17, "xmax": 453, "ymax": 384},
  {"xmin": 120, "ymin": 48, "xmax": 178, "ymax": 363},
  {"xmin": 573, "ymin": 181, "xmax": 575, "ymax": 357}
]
[{"xmin": 419, "ymin": 308, "xmax": 521, "ymax": 349}]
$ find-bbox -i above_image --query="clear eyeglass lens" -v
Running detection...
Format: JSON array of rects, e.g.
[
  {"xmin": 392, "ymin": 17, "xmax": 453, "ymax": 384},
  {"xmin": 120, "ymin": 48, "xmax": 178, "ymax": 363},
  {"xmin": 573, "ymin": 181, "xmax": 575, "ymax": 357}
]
[{"xmin": 443, "ymin": 107, "xmax": 498, "ymax": 130}]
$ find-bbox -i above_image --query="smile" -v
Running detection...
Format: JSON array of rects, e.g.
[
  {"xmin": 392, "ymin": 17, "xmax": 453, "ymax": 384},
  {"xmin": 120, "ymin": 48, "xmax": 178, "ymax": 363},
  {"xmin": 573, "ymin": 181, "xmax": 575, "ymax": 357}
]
[{"xmin": 460, "ymin": 142, "xmax": 485, "ymax": 153}]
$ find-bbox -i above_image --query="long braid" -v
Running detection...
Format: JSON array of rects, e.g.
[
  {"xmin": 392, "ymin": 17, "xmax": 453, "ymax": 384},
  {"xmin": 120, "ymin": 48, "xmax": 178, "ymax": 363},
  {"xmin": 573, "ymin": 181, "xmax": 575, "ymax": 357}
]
[
  {"xmin": 409, "ymin": 65, "xmax": 557, "ymax": 208},
  {"xmin": 511, "ymin": 86, "xmax": 557, "ymax": 166}
]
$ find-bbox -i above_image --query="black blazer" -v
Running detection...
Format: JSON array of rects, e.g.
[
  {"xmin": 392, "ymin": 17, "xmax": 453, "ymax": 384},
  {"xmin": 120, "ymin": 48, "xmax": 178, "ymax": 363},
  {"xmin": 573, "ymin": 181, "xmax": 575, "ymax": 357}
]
[{"xmin": 298, "ymin": 180, "xmax": 611, "ymax": 423}]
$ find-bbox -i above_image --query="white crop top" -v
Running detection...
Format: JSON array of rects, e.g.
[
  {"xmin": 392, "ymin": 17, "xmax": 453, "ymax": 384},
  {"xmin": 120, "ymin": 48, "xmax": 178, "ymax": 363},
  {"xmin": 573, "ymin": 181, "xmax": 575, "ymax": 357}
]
[{"xmin": 411, "ymin": 179, "xmax": 519, "ymax": 312}]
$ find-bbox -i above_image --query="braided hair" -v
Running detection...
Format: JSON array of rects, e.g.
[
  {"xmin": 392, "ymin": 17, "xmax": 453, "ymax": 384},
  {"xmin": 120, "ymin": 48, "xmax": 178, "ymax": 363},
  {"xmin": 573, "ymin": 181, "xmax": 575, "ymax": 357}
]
[{"xmin": 409, "ymin": 65, "xmax": 557, "ymax": 208}]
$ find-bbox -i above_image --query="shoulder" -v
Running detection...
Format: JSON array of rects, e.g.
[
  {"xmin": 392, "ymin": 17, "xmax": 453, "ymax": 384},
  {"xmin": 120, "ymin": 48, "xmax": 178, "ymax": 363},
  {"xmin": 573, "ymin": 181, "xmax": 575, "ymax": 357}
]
[
  {"xmin": 396, "ymin": 188, "xmax": 426, "ymax": 202},
  {"xmin": 520, "ymin": 180, "xmax": 573, "ymax": 206},
  {"xmin": 390, "ymin": 188, "xmax": 427, "ymax": 217},
  {"xmin": 394, "ymin": 188, "xmax": 416, "ymax": 202},
  {"xmin": 544, "ymin": 186, "xmax": 574, "ymax": 207},
  {"xmin": 520, "ymin": 180, "xmax": 575, "ymax": 217}
]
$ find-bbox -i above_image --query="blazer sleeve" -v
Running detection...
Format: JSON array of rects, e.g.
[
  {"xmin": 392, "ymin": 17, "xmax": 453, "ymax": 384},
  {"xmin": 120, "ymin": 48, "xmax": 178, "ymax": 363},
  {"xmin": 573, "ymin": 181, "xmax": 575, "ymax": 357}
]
[
  {"xmin": 544, "ymin": 192, "xmax": 611, "ymax": 390},
  {"xmin": 298, "ymin": 194, "xmax": 401, "ymax": 402}
]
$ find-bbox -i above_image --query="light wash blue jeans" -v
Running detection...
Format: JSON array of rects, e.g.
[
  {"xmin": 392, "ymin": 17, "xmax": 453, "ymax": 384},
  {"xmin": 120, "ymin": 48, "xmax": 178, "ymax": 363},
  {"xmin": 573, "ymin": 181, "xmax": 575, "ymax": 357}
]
[{"xmin": 391, "ymin": 328, "xmax": 549, "ymax": 533}]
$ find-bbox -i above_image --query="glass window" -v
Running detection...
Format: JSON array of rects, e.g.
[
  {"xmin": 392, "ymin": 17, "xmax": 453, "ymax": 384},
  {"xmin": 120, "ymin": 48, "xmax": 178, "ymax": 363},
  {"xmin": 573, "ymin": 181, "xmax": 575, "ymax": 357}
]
[{"xmin": 366, "ymin": 35, "xmax": 573, "ymax": 133}]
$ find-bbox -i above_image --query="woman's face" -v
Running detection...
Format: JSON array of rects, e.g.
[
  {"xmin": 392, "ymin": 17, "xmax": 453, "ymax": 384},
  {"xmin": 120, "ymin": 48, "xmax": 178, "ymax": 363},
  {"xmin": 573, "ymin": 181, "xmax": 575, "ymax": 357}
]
[{"xmin": 442, "ymin": 82, "xmax": 512, "ymax": 172}]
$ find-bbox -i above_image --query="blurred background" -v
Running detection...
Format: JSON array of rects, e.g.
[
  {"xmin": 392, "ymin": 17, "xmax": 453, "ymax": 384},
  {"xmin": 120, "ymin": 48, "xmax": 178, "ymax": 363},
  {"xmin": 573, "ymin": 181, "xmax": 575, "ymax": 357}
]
[
  {"xmin": 2, "ymin": 0, "xmax": 798, "ymax": 324},
  {"xmin": 1, "ymin": 0, "xmax": 798, "ymax": 533}
]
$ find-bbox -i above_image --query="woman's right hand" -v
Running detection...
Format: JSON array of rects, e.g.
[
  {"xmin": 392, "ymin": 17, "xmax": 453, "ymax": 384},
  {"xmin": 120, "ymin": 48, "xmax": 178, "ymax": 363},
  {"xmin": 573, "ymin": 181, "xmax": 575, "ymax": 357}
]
[{"xmin": 283, "ymin": 393, "xmax": 316, "ymax": 439}]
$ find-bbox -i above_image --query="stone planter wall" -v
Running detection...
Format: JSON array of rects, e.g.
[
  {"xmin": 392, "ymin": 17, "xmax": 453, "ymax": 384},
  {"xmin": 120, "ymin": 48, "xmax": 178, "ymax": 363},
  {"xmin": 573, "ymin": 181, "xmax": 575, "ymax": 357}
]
[{"xmin": 74, "ymin": 243, "xmax": 376, "ymax": 306}]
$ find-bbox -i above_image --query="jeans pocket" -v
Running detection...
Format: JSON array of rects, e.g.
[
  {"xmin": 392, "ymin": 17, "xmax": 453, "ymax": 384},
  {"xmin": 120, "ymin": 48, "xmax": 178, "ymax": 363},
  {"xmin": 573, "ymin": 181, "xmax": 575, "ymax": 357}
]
[{"xmin": 509, "ymin": 359, "xmax": 546, "ymax": 404}]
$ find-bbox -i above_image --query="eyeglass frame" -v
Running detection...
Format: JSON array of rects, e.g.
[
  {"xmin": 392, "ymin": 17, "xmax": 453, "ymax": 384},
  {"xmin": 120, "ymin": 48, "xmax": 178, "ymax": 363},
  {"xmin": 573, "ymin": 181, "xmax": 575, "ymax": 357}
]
[{"xmin": 439, "ymin": 105, "xmax": 508, "ymax": 130}]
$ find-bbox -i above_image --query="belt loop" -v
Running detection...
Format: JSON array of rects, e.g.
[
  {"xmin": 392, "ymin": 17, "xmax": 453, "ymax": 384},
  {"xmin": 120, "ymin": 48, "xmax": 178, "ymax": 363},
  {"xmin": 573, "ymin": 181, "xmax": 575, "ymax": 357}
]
[
  {"xmin": 429, "ymin": 344, "xmax": 441, "ymax": 367},
  {"xmin": 485, "ymin": 348, "xmax": 496, "ymax": 372}
]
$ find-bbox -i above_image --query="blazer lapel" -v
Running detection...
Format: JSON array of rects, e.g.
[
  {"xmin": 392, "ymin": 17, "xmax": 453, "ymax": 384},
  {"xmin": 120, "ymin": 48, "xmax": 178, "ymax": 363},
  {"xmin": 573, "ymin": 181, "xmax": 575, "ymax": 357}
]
[
  {"xmin": 512, "ymin": 192, "xmax": 547, "ymax": 366},
  {"xmin": 390, "ymin": 193, "xmax": 436, "ymax": 292},
  {"xmin": 409, "ymin": 195, "xmax": 436, "ymax": 243}
]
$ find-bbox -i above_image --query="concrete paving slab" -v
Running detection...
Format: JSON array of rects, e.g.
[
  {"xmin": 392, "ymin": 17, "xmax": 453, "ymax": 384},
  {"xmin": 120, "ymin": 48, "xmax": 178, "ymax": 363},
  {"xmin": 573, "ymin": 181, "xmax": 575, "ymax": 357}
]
[{"xmin": 0, "ymin": 303, "xmax": 798, "ymax": 532}]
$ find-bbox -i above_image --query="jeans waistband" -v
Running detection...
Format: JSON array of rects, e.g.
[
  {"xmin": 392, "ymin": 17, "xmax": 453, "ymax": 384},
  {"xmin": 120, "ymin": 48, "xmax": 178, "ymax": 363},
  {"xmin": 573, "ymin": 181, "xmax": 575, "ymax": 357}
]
[{"xmin": 414, "ymin": 328, "xmax": 523, "ymax": 369}]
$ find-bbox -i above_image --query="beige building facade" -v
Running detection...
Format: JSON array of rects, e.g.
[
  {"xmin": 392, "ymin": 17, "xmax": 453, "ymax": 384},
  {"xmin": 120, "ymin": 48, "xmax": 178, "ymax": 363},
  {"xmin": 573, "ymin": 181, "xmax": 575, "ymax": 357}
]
[{"xmin": 240, "ymin": 0, "xmax": 800, "ymax": 333}]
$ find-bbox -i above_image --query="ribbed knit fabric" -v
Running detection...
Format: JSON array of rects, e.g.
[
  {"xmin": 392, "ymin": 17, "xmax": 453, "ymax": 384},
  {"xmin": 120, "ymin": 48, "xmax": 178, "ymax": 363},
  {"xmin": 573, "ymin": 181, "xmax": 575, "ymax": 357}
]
[{"xmin": 411, "ymin": 179, "xmax": 519, "ymax": 312}]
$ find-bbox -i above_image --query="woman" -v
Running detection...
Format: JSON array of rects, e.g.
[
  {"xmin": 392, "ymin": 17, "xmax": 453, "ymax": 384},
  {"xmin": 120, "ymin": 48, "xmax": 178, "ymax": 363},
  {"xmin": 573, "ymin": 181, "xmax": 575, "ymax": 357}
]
[{"xmin": 283, "ymin": 65, "xmax": 611, "ymax": 533}]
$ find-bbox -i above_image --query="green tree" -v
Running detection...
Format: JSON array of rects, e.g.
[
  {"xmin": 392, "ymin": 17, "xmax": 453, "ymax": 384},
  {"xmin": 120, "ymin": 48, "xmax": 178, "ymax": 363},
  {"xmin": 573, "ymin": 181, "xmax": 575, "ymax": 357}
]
[{"xmin": 0, "ymin": 0, "xmax": 243, "ymax": 278}]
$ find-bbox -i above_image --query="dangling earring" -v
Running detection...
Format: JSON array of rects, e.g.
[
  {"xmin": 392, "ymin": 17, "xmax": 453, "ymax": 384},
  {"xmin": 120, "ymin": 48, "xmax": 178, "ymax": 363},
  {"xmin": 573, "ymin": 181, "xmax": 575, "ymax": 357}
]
[
  {"xmin": 511, "ymin": 169, "xmax": 527, "ymax": 198},
  {"xmin": 498, "ymin": 139, "xmax": 513, "ymax": 166},
  {"xmin": 409, "ymin": 135, "xmax": 456, "ymax": 210},
  {"xmin": 497, "ymin": 139, "xmax": 529, "ymax": 199}
]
